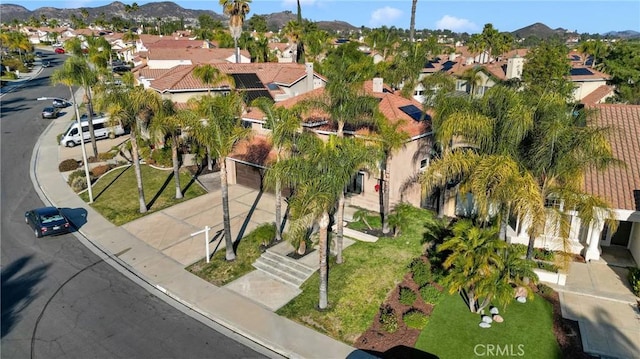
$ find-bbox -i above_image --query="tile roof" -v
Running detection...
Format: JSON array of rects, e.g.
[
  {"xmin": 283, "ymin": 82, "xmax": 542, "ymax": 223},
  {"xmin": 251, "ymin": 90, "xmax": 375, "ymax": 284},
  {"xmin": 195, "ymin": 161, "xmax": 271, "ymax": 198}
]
[
  {"xmin": 146, "ymin": 47, "xmax": 249, "ymax": 63},
  {"xmin": 275, "ymin": 80, "xmax": 431, "ymax": 137},
  {"xmin": 584, "ymin": 104, "xmax": 640, "ymax": 211},
  {"xmin": 149, "ymin": 65, "xmax": 233, "ymax": 93},
  {"xmin": 229, "ymin": 135, "xmax": 276, "ymax": 166},
  {"xmin": 580, "ymin": 85, "xmax": 615, "ymax": 105}
]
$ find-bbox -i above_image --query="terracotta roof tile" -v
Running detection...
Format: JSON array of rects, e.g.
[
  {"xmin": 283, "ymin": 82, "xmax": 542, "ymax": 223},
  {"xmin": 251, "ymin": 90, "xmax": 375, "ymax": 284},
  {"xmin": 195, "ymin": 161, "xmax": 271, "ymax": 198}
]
[
  {"xmin": 580, "ymin": 85, "xmax": 615, "ymax": 105},
  {"xmin": 584, "ymin": 104, "xmax": 640, "ymax": 211}
]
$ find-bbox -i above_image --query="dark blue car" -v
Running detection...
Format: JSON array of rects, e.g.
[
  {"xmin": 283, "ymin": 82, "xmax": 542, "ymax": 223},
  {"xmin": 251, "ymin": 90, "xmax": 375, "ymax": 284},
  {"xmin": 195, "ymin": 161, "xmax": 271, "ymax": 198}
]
[{"xmin": 25, "ymin": 207, "xmax": 71, "ymax": 238}]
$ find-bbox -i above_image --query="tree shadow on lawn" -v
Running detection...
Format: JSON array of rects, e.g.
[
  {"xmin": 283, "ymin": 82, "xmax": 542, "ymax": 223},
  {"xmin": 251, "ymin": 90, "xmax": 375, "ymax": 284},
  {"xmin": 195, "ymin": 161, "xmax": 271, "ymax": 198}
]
[
  {"xmin": 146, "ymin": 171, "xmax": 174, "ymax": 209},
  {"xmin": 93, "ymin": 165, "xmax": 131, "ymax": 202}
]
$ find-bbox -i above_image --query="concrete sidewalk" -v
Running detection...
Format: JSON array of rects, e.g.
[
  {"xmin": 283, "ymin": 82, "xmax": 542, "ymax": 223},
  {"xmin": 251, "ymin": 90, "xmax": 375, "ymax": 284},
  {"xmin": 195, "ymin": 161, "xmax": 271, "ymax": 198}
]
[{"xmin": 30, "ymin": 103, "xmax": 370, "ymax": 359}]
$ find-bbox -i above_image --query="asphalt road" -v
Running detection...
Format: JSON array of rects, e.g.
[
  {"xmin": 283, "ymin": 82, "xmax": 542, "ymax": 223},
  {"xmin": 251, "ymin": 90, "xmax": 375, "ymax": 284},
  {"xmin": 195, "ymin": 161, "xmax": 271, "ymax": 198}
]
[{"xmin": 1, "ymin": 52, "xmax": 270, "ymax": 359}]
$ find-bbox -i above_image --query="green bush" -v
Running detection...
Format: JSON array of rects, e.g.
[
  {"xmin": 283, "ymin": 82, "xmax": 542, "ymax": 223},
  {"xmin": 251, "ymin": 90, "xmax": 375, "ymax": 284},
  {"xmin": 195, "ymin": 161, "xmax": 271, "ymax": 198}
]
[
  {"xmin": 536, "ymin": 261, "xmax": 559, "ymax": 273},
  {"xmin": 59, "ymin": 158, "xmax": 80, "ymax": 172},
  {"xmin": 98, "ymin": 151, "xmax": 117, "ymax": 161},
  {"xmin": 399, "ymin": 286, "xmax": 417, "ymax": 306},
  {"xmin": 68, "ymin": 169, "xmax": 96, "ymax": 192},
  {"xmin": 419, "ymin": 285, "xmax": 443, "ymax": 305},
  {"xmin": 534, "ymin": 248, "xmax": 555, "ymax": 261},
  {"xmin": 410, "ymin": 258, "xmax": 432, "ymax": 287},
  {"xmin": 378, "ymin": 304, "xmax": 398, "ymax": 333},
  {"xmin": 628, "ymin": 267, "xmax": 640, "ymax": 297},
  {"xmin": 403, "ymin": 309, "xmax": 429, "ymax": 329},
  {"xmin": 251, "ymin": 223, "xmax": 276, "ymax": 246},
  {"xmin": 150, "ymin": 146, "xmax": 173, "ymax": 167},
  {"xmin": 511, "ymin": 243, "xmax": 528, "ymax": 256},
  {"xmin": 90, "ymin": 164, "xmax": 114, "ymax": 177},
  {"xmin": 537, "ymin": 283, "xmax": 554, "ymax": 296}
]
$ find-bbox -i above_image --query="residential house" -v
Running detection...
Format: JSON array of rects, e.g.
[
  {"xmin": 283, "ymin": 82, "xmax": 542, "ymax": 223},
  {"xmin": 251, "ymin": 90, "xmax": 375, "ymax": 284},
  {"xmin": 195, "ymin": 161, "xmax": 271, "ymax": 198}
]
[{"xmin": 225, "ymin": 78, "xmax": 434, "ymax": 214}]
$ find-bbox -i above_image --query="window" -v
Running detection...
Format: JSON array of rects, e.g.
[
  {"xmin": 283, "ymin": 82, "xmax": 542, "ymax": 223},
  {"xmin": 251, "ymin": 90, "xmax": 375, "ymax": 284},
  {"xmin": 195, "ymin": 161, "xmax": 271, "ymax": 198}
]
[
  {"xmin": 94, "ymin": 123, "xmax": 105, "ymax": 130},
  {"xmin": 420, "ymin": 158, "xmax": 429, "ymax": 169},
  {"xmin": 544, "ymin": 197, "xmax": 563, "ymax": 210},
  {"xmin": 346, "ymin": 172, "xmax": 364, "ymax": 195}
]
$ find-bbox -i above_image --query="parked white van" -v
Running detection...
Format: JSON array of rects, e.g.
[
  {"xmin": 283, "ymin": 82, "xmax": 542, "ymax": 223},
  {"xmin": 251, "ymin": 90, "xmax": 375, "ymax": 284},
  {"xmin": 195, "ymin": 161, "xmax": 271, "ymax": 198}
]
[{"xmin": 59, "ymin": 116, "xmax": 125, "ymax": 147}]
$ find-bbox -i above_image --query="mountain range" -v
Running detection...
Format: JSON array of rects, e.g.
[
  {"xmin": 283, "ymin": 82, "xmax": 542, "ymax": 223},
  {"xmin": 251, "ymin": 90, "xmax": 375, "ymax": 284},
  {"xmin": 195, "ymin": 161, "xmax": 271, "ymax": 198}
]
[{"xmin": 1, "ymin": 1, "xmax": 638, "ymax": 38}]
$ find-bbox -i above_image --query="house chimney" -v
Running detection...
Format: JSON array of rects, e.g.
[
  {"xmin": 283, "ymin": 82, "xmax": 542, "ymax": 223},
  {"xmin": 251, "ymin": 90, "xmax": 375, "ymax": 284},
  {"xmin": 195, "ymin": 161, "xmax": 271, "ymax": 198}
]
[
  {"xmin": 373, "ymin": 77, "xmax": 383, "ymax": 93},
  {"xmin": 305, "ymin": 62, "xmax": 314, "ymax": 92},
  {"xmin": 506, "ymin": 54, "xmax": 524, "ymax": 80}
]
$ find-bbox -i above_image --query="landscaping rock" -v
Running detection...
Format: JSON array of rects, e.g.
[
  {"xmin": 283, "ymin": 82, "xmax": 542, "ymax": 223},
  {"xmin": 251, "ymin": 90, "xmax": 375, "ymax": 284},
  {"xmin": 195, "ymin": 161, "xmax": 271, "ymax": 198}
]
[
  {"xmin": 516, "ymin": 296, "xmax": 527, "ymax": 303},
  {"xmin": 479, "ymin": 322, "xmax": 491, "ymax": 328},
  {"xmin": 490, "ymin": 306, "xmax": 499, "ymax": 315},
  {"xmin": 493, "ymin": 315, "xmax": 504, "ymax": 323},
  {"xmin": 481, "ymin": 315, "xmax": 493, "ymax": 323}
]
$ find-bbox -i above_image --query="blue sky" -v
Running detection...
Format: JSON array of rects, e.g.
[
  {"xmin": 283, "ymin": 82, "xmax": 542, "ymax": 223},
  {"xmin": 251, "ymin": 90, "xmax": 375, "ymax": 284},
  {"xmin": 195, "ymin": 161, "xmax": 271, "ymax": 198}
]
[{"xmin": 19, "ymin": 0, "xmax": 640, "ymax": 34}]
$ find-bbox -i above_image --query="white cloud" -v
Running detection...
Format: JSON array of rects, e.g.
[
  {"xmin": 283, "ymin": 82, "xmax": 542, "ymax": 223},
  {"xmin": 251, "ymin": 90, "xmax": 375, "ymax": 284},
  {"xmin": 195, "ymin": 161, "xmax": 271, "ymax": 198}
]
[
  {"xmin": 369, "ymin": 7, "xmax": 403, "ymax": 27},
  {"xmin": 435, "ymin": 15, "xmax": 479, "ymax": 33}
]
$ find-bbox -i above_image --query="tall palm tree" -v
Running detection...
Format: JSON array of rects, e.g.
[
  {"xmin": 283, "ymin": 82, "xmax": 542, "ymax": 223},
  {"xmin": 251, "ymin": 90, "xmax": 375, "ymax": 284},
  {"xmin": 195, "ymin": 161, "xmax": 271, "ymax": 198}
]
[
  {"xmin": 149, "ymin": 99, "xmax": 189, "ymax": 199},
  {"xmin": 95, "ymin": 74, "xmax": 162, "ymax": 213},
  {"xmin": 409, "ymin": 0, "xmax": 418, "ymax": 42},
  {"xmin": 372, "ymin": 116, "xmax": 409, "ymax": 235},
  {"xmin": 219, "ymin": 0, "xmax": 251, "ymax": 63},
  {"xmin": 270, "ymin": 133, "xmax": 349, "ymax": 309},
  {"xmin": 192, "ymin": 64, "xmax": 234, "ymax": 170},
  {"xmin": 253, "ymin": 98, "xmax": 301, "ymax": 242},
  {"xmin": 188, "ymin": 92, "xmax": 251, "ymax": 261},
  {"xmin": 422, "ymin": 86, "xmax": 620, "ymax": 260}
]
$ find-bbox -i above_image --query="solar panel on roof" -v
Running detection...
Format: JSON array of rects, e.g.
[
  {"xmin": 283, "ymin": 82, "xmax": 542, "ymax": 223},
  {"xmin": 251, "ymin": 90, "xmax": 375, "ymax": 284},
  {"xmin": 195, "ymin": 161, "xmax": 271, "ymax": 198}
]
[
  {"xmin": 242, "ymin": 90, "xmax": 273, "ymax": 103},
  {"xmin": 267, "ymin": 82, "xmax": 280, "ymax": 91},
  {"xmin": 570, "ymin": 68, "xmax": 593, "ymax": 76},
  {"xmin": 399, "ymin": 105, "xmax": 425, "ymax": 122},
  {"xmin": 231, "ymin": 73, "xmax": 264, "ymax": 89},
  {"xmin": 440, "ymin": 61, "xmax": 455, "ymax": 72}
]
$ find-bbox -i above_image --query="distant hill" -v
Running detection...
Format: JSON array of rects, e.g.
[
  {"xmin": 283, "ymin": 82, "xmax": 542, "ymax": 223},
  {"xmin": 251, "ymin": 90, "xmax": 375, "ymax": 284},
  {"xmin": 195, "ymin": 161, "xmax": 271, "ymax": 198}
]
[
  {"xmin": 511, "ymin": 22, "xmax": 577, "ymax": 39},
  {"xmin": 0, "ymin": 2, "xmax": 357, "ymax": 33},
  {"xmin": 0, "ymin": 1, "xmax": 223, "ymax": 24},
  {"xmin": 603, "ymin": 30, "xmax": 640, "ymax": 39}
]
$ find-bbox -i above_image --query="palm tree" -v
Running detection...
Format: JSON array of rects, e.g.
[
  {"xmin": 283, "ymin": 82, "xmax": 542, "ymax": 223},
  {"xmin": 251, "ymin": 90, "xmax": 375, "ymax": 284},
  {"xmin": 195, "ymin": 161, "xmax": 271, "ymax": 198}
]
[
  {"xmin": 421, "ymin": 86, "xmax": 620, "ymax": 260},
  {"xmin": 438, "ymin": 219, "xmax": 536, "ymax": 312},
  {"xmin": 460, "ymin": 66, "xmax": 484, "ymax": 97},
  {"xmin": 269, "ymin": 133, "xmax": 349, "ymax": 309},
  {"xmin": 149, "ymin": 99, "xmax": 189, "ymax": 199},
  {"xmin": 94, "ymin": 74, "xmax": 162, "ymax": 213},
  {"xmin": 188, "ymin": 92, "xmax": 251, "ymax": 261},
  {"xmin": 219, "ymin": 0, "xmax": 251, "ymax": 63},
  {"xmin": 372, "ymin": 116, "xmax": 409, "ymax": 235},
  {"xmin": 192, "ymin": 64, "xmax": 234, "ymax": 170},
  {"xmin": 253, "ymin": 98, "xmax": 301, "ymax": 242},
  {"xmin": 409, "ymin": 0, "xmax": 418, "ymax": 42}
]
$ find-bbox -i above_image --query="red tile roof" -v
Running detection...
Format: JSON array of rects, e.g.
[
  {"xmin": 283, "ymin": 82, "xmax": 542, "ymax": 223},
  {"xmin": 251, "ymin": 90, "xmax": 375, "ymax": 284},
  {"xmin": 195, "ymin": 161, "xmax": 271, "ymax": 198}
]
[
  {"xmin": 584, "ymin": 104, "xmax": 640, "ymax": 211},
  {"xmin": 275, "ymin": 80, "xmax": 431, "ymax": 138},
  {"xmin": 580, "ymin": 85, "xmax": 615, "ymax": 105}
]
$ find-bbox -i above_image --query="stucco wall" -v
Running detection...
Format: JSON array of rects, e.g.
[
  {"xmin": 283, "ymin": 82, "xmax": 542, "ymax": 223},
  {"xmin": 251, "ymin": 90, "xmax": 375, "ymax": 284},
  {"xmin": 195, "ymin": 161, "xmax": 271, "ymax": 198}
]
[{"xmin": 628, "ymin": 222, "xmax": 640, "ymax": 268}]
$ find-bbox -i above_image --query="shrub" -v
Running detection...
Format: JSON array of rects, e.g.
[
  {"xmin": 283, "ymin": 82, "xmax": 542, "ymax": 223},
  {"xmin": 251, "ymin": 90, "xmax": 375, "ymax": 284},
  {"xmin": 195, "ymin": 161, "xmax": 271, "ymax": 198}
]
[
  {"xmin": 90, "ymin": 164, "xmax": 113, "ymax": 177},
  {"xmin": 536, "ymin": 261, "xmax": 559, "ymax": 273},
  {"xmin": 56, "ymin": 133, "xmax": 64, "ymax": 144},
  {"xmin": 410, "ymin": 257, "xmax": 432, "ymax": 287},
  {"xmin": 150, "ymin": 146, "xmax": 173, "ymax": 167},
  {"xmin": 98, "ymin": 151, "xmax": 117, "ymax": 161},
  {"xmin": 628, "ymin": 267, "xmax": 640, "ymax": 297},
  {"xmin": 399, "ymin": 286, "xmax": 417, "ymax": 306},
  {"xmin": 378, "ymin": 304, "xmax": 398, "ymax": 333},
  {"xmin": 59, "ymin": 158, "xmax": 80, "ymax": 172},
  {"xmin": 67, "ymin": 169, "xmax": 96, "ymax": 192},
  {"xmin": 537, "ymin": 283, "xmax": 554, "ymax": 296},
  {"xmin": 403, "ymin": 309, "xmax": 429, "ymax": 329},
  {"xmin": 420, "ymin": 285, "xmax": 443, "ymax": 305},
  {"xmin": 251, "ymin": 223, "xmax": 276, "ymax": 247},
  {"xmin": 534, "ymin": 248, "xmax": 555, "ymax": 261},
  {"xmin": 511, "ymin": 243, "xmax": 528, "ymax": 257}
]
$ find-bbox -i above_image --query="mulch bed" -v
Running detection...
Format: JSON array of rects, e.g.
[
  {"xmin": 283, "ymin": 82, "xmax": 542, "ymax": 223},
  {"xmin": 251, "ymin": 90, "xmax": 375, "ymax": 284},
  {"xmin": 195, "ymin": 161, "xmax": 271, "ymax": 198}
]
[{"xmin": 355, "ymin": 276, "xmax": 594, "ymax": 358}]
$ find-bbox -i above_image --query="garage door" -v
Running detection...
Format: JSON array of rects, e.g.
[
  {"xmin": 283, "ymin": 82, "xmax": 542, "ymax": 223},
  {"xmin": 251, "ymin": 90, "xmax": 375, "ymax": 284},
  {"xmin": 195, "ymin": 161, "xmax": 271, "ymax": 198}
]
[{"xmin": 235, "ymin": 162, "xmax": 263, "ymax": 190}]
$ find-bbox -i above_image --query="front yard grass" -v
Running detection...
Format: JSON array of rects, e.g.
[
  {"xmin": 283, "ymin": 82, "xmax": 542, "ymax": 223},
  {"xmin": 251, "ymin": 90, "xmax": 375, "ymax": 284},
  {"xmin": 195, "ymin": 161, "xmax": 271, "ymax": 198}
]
[
  {"xmin": 80, "ymin": 164, "xmax": 206, "ymax": 225},
  {"xmin": 276, "ymin": 206, "xmax": 433, "ymax": 344},
  {"xmin": 415, "ymin": 292, "xmax": 562, "ymax": 359},
  {"xmin": 187, "ymin": 224, "xmax": 274, "ymax": 286}
]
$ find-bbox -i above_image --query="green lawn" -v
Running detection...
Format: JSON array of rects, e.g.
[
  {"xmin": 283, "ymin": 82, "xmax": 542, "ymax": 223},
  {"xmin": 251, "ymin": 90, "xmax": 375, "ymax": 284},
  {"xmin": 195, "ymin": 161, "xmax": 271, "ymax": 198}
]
[
  {"xmin": 415, "ymin": 292, "xmax": 562, "ymax": 359},
  {"xmin": 277, "ymin": 206, "xmax": 432, "ymax": 344},
  {"xmin": 188, "ymin": 223, "xmax": 274, "ymax": 286},
  {"xmin": 80, "ymin": 165, "xmax": 206, "ymax": 225}
]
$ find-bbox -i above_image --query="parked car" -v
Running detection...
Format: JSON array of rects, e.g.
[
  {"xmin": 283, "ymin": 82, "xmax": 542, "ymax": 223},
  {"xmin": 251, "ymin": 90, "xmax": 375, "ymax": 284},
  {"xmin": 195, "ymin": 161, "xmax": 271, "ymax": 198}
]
[
  {"xmin": 112, "ymin": 65, "xmax": 130, "ymax": 73},
  {"xmin": 25, "ymin": 207, "xmax": 71, "ymax": 238},
  {"xmin": 35, "ymin": 51, "xmax": 42, "ymax": 57},
  {"xmin": 42, "ymin": 61, "xmax": 51, "ymax": 68},
  {"xmin": 54, "ymin": 47, "xmax": 65, "ymax": 54},
  {"xmin": 41, "ymin": 106, "xmax": 60, "ymax": 119},
  {"xmin": 52, "ymin": 98, "xmax": 72, "ymax": 108}
]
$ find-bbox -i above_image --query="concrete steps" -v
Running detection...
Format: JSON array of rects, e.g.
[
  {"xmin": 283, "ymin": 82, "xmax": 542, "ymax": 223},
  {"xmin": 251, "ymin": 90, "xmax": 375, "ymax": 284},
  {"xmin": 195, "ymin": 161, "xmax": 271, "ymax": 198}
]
[{"xmin": 253, "ymin": 249, "xmax": 317, "ymax": 288}]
